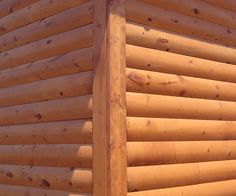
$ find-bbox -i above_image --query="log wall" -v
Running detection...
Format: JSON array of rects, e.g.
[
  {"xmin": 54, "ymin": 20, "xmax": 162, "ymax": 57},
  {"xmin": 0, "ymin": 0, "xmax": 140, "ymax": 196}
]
[
  {"xmin": 0, "ymin": 0, "xmax": 93, "ymax": 195},
  {"xmin": 126, "ymin": 0, "xmax": 236, "ymax": 195}
]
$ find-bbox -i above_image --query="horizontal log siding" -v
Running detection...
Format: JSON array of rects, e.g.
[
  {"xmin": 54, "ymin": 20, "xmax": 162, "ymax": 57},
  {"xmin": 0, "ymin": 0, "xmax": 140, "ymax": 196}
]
[
  {"xmin": 0, "ymin": 1, "xmax": 94, "ymax": 194},
  {"xmin": 126, "ymin": 1, "xmax": 236, "ymax": 195}
]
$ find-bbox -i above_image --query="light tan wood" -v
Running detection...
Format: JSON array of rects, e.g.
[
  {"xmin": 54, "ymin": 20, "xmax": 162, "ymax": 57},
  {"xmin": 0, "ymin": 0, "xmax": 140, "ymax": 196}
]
[
  {"xmin": 127, "ymin": 92, "xmax": 236, "ymax": 120},
  {"xmin": 203, "ymin": 0, "xmax": 236, "ymax": 13},
  {"xmin": 0, "ymin": 47, "xmax": 92, "ymax": 89},
  {"xmin": 0, "ymin": 165, "xmax": 92, "ymax": 192},
  {"xmin": 0, "ymin": 0, "xmax": 39, "ymax": 19},
  {"xmin": 139, "ymin": 0, "xmax": 236, "ymax": 29},
  {"xmin": 0, "ymin": 24, "xmax": 92, "ymax": 71},
  {"xmin": 0, "ymin": 120, "xmax": 92, "ymax": 145},
  {"xmin": 127, "ymin": 68, "xmax": 236, "ymax": 101},
  {"xmin": 126, "ymin": 45, "xmax": 236, "ymax": 83},
  {"xmin": 126, "ymin": 22, "xmax": 236, "ymax": 64},
  {"xmin": 0, "ymin": 1, "xmax": 93, "ymax": 52},
  {"xmin": 0, "ymin": 144, "xmax": 92, "ymax": 168},
  {"xmin": 0, "ymin": 95, "xmax": 92, "ymax": 126},
  {"xmin": 0, "ymin": 184, "xmax": 89, "ymax": 196},
  {"xmin": 126, "ymin": 0, "xmax": 236, "ymax": 46},
  {"xmin": 0, "ymin": 71, "xmax": 92, "ymax": 107},
  {"xmin": 128, "ymin": 160, "xmax": 236, "ymax": 191},
  {"xmin": 93, "ymin": 0, "xmax": 127, "ymax": 195},
  {"xmin": 0, "ymin": 0, "xmax": 90, "ymax": 36},
  {"xmin": 128, "ymin": 179, "xmax": 236, "ymax": 196},
  {"xmin": 127, "ymin": 141, "xmax": 236, "ymax": 166},
  {"xmin": 127, "ymin": 117, "xmax": 236, "ymax": 141}
]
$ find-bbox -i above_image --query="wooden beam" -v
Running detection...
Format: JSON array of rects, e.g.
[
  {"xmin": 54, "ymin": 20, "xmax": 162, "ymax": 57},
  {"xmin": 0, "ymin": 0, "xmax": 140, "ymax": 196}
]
[{"xmin": 93, "ymin": 0, "xmax": 127, "ymax": 196}]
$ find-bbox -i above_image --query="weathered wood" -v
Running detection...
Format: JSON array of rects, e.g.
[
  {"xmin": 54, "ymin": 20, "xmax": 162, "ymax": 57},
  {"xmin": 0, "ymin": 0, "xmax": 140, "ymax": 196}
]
[
  {"xmin": 128, "ymin": 179, "xmax": 236, "ymax": 196},
  {"xmin": 0, "ymin": 120, "xmax": 92, "ymax": 145},
  {"xmin": 139, "ymin": 0, "xmax": 236, "ymax": 29},
  {"xmin": 127, "ymin": 141, "xmax": 236, "ymax": 166},
  {"xmin": 126, "ymin": 0, "xmax": 236, "ymax": 46},
  {"xmin": 127, "ymin": 117, "xmax": 236, "ymax": 141},
  {"xmin": 127, "ymin": 92, "xmax": 236, "ymax": 120},
  {"xmin": 0, "ymin": 165, "xmax": 92, "ymax": 192},
  {"xmin": 128, "ymin": 160, "xmax": 236, "ymax": 191},
  {"xmin": 0, "ymin": 144, "xmax": 92, "ymax": 168},
  {"xmin": 126, "ymin": 22, "xmax": 236, "ymax": 64},
  {"xmin": 0, "ymin": 47, "xmax": 92, "ymax": 89},
  {"xmin": 0, "ymin": 184, "xmax": 89, "ymax": 196},
  {"xmin": 0, "ymin": 0, "xmax": 90, "ymax": 36},
  {"xmin": 0, "ymin": 24, "xmax": 92, "ymax": 71},
  {"xmin": 93, "ymin": 0, "xmax": 127, "ymax": 195},
  {"xmin": 203, "ymin": 0, "xmax": 236, "ymax": 13},
  {"xmin": 127, "ymin": 68, "xmax": 236, "ymax": 101},
  {"xmin": 0, "ymin": 1, "xmax": 93, "ymax": 52},
  {"xmin": 0, "ymin": 0, "xmax": 39, "ymax": 19},
  {"xmin": 0, "ymin": 71, "xmax": 92, "ymax": 107},
  {"xmin": 0, "ymin": 95, "xmax": 92, "ymax": 126},
  {"xmin": 126, "ymin": 45, "xmax": 236, "ymax": 83}
]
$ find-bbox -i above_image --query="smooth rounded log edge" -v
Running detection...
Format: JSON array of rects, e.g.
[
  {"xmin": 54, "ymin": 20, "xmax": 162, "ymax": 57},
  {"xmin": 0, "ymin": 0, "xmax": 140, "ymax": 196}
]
[
  {"xmin": 0, "ymin": 95, "xmax": 92, "ymax": 126},
  {"xmin": 127, "ymin": 160, "xmax": 236, "ymax": 191},
  {"xmin": 0, "ymin": 47, "xmax": 92, "ymax": 89},
  {"xmin": 126, "ymin": 0, "xmax": 236, "ymax": 47},
  {"xmin": 139, "ymin": 0, "xmax": 236, "ymax": 29},
  {"xmin": 0, "ymin": 1, "xmax": 93, "ymax": 52},
  {"xmin": 126, "ymin": 44, "xmax": 236, "ymax": 83},
  {"xmin": 0, "ymin": 24, "xmax": 93, "ymax": 71},
  {"xmin": 127, "ymin": 92, "xmax": 236, "ymax": 120},
  {"xmin": 0, "ymin": 164, "xmax": 92, "ymax": 193},
  {"xmin": 127, "ymin": 117, "xmax": 236, "ymax": 141},
  {"xmin": 127, "ymin": 179, "xmax": 236, "ymax": 196},
  {"xmin": 0, "ymin": 0, "xmax": 91, "ymax": 36},
  {"xmin": 126, "ymin": 67, "xmax": 236, "ymax": 102},
  {"xmin": 127, "ymin": 141, "xmax": 236, "ymax": 166},
  {"xmin": 0, "ymin": 0, "xmax": 39, "ymax": 19},
  {"xmin": 0, "ymin": 71, "xmax": 93, "ymax": 107},
  {"xmin": 0, "ymin": 120, "xmax": 92, "ymax": 145},
  {"xmin": 126, "ymin": 22, "xmax": 236, "ymax": 65},
  {"xmin": 0, "ymin": 183, "xmax": 90, "ymax": 196}
]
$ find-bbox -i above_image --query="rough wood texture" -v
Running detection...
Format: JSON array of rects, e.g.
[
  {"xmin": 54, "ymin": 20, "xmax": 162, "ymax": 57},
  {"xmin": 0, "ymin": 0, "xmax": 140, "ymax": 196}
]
[
  {"xmin": 0, "ymin": 0, "xmax": 90, "ymax": 36},
  {"xmin": 0, "ymin": 95, "xmax": 92, "ymax": 126},
  {"xmin": 0, "ymin": 144, "xmax": 92, "ymax": 168},
  {"xmin": 126, "ymin": 0, "xmax": 236, "ymax": 46},
  {"xmin": 93, "ymin": 0, "xmax": 127, "ymax": 196},
  {"xmin": 0, "ymin": 24, "xmax": 92, "ymax": 71},
  {"xmin": 127, "ymin": 92, "xmax": 236, "ymax": 120},
  {"xmin": 128, "ymin": 179, "xmax": 236, "ymax": 196},
  {"xmin": 0, "ymin": 120, "xmax": 92, "ymax": 145},
  {"xmin": 139, "ymin": 0, "xmax": 236, "ymax": 29},
  {"xmin": 128, "ymin": 160, "xmax": 236, "ymax": 191},
  {"xmin": 126, "ymin": 22, "xmax": 236, "ymax": 64},
  {"xmin": 127, "ymin": 141, "xmax": 236, "ymax": 166},
  {"xmin": 126, "ymin": 45, "xmax": 236, "ymax": 83},
  {"xmin": 127, "ymin": 68, "xmax": 236, "ymax": 101},
  {"xmin": 0, "ymin": 0, "xmax": 39, "ymax": 19},
  {"xmin": 0, "ymin": 47, "xmax": 92, "ymax": 89},
  {"xmin": 127, "ymin": 117, "xmax": 236, "ymax": 141},
  {"xmin": 0, "ymin": 1, "xmax": 93, "ymax": 52},
  {"xmin": 0, "ymin": 165, "xmax": 92, "ymax": 192}
]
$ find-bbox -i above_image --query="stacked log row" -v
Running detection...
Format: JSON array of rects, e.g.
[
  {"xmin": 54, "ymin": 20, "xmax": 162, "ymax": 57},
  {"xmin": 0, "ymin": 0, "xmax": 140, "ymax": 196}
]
[
  {"xmin": 0, "ymin": 0, "xmax": 93, "ymax": 195},
  {"xmin": 126, "ymin": 0, "xmax": 236, "ymax": 195}
]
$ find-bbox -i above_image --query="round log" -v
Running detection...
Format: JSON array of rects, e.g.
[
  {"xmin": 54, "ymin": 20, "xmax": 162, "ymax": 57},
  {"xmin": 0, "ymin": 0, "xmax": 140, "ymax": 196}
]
[
  {"xmin": 126, "ymin": 45, "xmax": 236, "ymax": 83},
  {"xmin": 127, "ymin": 68, "xmax": 236, "ymax": 102},
  {"xmin": 126, "ymin": 22, "xmax": 236, "ymax": 64},
  {"xmin": 127, "ymin": 117, "xmax": 236, "ymax": 141}
]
